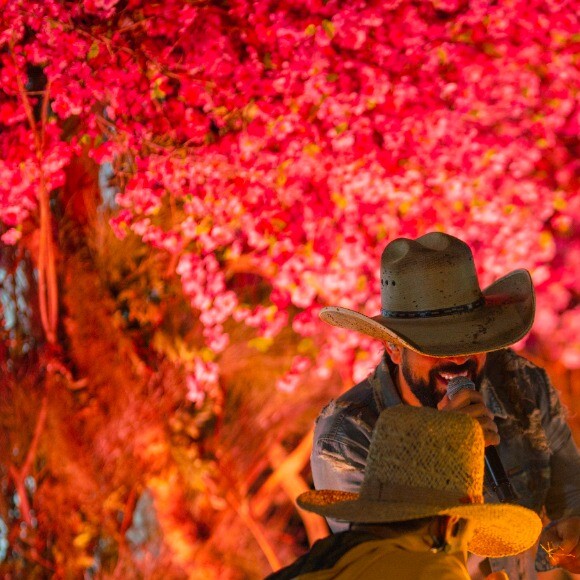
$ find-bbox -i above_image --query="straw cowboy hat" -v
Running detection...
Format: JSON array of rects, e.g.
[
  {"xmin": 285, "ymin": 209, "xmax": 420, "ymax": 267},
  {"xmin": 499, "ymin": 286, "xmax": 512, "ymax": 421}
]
[
  {"xmin": 320, "ymin": 232, "xmax": 535, "ymax": 356},
  {"xmin": 298, "ymin": 406, "xmax": 542, "ymax": 558}
]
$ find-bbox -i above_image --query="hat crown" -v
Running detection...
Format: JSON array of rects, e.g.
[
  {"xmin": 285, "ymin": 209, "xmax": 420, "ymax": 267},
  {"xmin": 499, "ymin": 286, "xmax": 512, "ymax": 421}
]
[
  {"xmin": 381, "ymin": 232, "xmax": 482, "ymax": 313},
  {"xmin": 360, "ymin": 406, "xmax": 484, "ymax": 502}
]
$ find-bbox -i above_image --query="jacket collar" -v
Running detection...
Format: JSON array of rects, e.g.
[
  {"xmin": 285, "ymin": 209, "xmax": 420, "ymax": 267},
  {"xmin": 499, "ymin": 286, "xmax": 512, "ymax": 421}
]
[
  {"xmin": 373, "ymin": 355, "xmax": 403, "ymax": 410},
  {"xmin": 480, "ymin": 377, "xmax": 508, "ymax": 419}
]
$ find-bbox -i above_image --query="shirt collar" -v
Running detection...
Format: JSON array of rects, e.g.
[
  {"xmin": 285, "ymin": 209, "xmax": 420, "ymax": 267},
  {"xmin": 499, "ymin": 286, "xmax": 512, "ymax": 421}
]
[
  {"xmin": 480, "ymin": 375, "xmax": 508, "ymax": 419},
  {"xmin": 346, "ymin": 529, "xmax": 469, "ymax": 563},
  {"xmin": 373, "ymin": 354, "xmax": 403, "ymax": 410}
]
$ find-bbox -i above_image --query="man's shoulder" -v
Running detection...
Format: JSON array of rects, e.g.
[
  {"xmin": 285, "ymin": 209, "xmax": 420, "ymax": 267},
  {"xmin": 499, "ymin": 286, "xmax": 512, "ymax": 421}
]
[
  {"xmin": 313, "ymin": 375, "xmax": 381, "ymax": 443},
  {"xmin": 494, "ymin": 347, "xmax": 542, "ymax": 368},
  {"xmin": 488, "ymin": 348, "xmax": 548, "ymax": 388},
  {"xmin": 336, "ymin": 375, "xmax": 378, "ymax": 406},
  {"xmin": 317, "ymin": 375, "xmax": 378, "ymax": 420},
  {"xmin": 265, "ymin": 531, "xmax": 378, "ymax": 580},
  {"xmin": 485, "ymin": 348, "xmax": 556, "ymax": 429}
]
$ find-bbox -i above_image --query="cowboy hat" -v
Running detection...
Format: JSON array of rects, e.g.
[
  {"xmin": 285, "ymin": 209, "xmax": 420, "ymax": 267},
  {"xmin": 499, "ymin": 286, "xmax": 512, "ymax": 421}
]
[
  {"xmin": 298, "ymin": 406, "xmax": 542, "ymax": 558},
  {"xmin": 319, "ymin": 232, "xmax": 535, "ymax": 356}
]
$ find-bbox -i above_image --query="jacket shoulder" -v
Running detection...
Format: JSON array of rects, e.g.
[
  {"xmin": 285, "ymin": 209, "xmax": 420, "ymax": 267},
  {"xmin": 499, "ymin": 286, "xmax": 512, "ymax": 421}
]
[
  {"xmin": 487, "ymin": 348, "xmax": 549, "ymax": 395},
  {"xmin": 314, "ymin": 376, "xmax": 379, "ymax": 443}
]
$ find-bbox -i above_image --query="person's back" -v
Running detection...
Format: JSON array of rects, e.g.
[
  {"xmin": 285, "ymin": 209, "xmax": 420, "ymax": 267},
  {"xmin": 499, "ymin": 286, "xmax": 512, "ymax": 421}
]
[
  {"xmin": 286, "ymin": 534, "xmax": 470, "ymax": 580},
  {"xmin": 269, "ymin": 406, "xmax": 541, "ymax": 580}
]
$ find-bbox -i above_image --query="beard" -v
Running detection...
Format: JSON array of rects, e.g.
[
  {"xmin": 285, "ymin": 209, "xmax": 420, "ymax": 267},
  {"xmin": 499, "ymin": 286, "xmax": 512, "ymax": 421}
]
[{"xmin": 400, "ymin": 351, "xmax": 484, "ymax": 408}]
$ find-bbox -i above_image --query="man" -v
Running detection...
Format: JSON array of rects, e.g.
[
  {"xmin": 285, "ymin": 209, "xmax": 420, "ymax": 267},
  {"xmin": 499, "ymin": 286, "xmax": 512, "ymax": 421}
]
[
  {"xmin": 269, "ymin": 406, "xmax": 541, "ymax": 579},
  {"xmin": 312, "ymin": 232, "xmax": 580, "ymax": 579}
]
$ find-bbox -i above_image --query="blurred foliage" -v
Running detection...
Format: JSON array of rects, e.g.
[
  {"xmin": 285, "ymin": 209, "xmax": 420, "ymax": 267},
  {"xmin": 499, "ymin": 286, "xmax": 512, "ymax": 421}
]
[
  {"xmin": 0, "ymin": 158, "xmax": 338, "ymax": 578},
  {"xmin": 1, "ymin": 1, "xmax": 579, "ymax": 574}
]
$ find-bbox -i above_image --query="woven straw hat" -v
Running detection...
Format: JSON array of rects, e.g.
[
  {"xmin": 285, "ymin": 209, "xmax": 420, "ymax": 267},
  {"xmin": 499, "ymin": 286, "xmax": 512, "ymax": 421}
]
[
  {"xmin": 320, "ymin": 232, "xmax": 535, "ymax": 356},
  {"xmin": 298, "ymin": 406, "xmax": 542, "ymax": 558}
]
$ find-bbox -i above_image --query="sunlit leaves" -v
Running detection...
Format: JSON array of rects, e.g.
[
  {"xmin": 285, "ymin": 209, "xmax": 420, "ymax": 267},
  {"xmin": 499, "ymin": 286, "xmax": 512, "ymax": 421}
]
[{"xmin": 1, "ymin": 0, "xmax": 579, "ymax": 389}]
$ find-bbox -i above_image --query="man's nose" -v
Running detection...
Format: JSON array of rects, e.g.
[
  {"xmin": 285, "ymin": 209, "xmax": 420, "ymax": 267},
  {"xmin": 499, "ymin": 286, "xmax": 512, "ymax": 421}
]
[{"xmin": 443, "ymin": 356, "xmax": 471, "ymax": 365}]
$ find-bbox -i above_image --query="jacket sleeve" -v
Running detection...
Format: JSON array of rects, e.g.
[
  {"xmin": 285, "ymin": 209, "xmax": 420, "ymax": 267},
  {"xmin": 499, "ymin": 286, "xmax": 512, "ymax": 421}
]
[{"xmin": 310, "ymin": 401, "xmax": 372, "ymax": 533}]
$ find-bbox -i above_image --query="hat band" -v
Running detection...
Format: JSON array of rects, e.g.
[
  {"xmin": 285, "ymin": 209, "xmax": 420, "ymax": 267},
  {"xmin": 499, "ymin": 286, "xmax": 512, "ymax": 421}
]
[
  {"xmin": 361, "ymin": 481, "xmax": 483, "ymax": 507},
  {"xmin": 381, "ymin": 296, "xmax": 485, "ymax": 319}
]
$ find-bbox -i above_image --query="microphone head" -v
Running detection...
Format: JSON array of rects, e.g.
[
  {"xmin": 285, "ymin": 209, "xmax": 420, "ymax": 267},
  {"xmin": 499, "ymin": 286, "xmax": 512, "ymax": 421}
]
[{"xmin": 447, "ymin": 376, "xmax": 476, "ymax": 400}]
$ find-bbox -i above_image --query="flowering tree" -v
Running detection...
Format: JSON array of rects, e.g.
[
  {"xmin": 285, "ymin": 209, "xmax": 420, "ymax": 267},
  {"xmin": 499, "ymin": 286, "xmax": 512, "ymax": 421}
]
[{"xmin": 0, "ymin": 0, "xmax": 579, "ymax": 576}]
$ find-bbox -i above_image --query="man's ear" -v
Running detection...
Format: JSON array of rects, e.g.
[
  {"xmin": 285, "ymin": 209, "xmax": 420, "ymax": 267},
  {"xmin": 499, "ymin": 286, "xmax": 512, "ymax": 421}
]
[
  {"xmin": 446, "ymin": 515, "xmax": 462, "ymax": 538},
  {"xmin": 384, "ymin": 341, "xmax": 403, "ymax": 364}
]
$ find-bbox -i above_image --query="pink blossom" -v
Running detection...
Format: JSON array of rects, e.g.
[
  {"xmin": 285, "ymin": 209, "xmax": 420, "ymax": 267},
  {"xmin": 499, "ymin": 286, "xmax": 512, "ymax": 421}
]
[
  {"xmin": 186, "ymin": 373, "xmax": 206, "ymax": 406},
  {"xmin": 0, "ymin": 0, "xmax": 579, "ymax": 391},
  {"xmin": 1, "ymin": 228, "xmax": 21, "ymax": 245},
  {"xmin": 276, "ymin": 373, "xmax": 300, "ymax": 394},
  {"xmin": 83, "ymin": 0, "xmax": 120, "ymax": 17}
]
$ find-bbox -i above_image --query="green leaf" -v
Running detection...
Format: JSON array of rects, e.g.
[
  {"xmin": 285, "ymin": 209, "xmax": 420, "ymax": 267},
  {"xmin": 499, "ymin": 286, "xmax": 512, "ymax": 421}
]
[
  {"xmin": 248, "ymin": 337, "xmax": 274, "ymax": 353},
  {"xmin": 87, "ymin": 42, "xmax": 100, "ymax": 60},
  {"xmin": 305, "ymin": 24, "xmax": 317, "ymax": 36},
  {"xmin": 322, "ymin": 20, "xmax": 335, "ymax": 39}
]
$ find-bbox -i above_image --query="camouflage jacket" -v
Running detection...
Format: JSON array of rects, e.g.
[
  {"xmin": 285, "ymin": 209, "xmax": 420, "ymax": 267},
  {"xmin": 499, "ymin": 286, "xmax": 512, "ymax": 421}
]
[{"xmin": 311, "ymin": 349, "xmax": 580, "ymax": 579}]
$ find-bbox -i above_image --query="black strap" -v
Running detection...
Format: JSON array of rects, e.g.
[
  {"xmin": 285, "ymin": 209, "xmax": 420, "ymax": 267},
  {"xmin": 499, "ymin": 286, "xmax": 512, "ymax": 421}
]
[{"xmin": 381, "ymin": 296, "xmax": 485, "ymax": 319}]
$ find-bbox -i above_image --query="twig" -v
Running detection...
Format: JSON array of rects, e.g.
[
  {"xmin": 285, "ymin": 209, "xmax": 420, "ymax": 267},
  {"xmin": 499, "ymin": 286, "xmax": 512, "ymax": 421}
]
[
  {"xmin": 254, "ymin": 430, "xmax": 313, "ymax": 501},
  {"xmin": 10, "ymin": 42, "xmax": 58, "ymax": 344},
  {"xmin": 8, "ymin": 395, "xmax": 49, "ymax": 526},
  {"xmin": 225, "ymin": 491, "xmax": 282, "ymax": 571},
  {"xmin": 120, "ymin": 487, "xmax": 138, "ymax": 535},
  {"xmin": 12, "ymin": 543, "xmax": 55, "ymax": 572},
  {"xmin": 21, "ymin": 394, "xmax": 48, "ymax": 478},
  {"xmin": 252, "ymin": 430, "xmax": 328, "ymax": 545}
]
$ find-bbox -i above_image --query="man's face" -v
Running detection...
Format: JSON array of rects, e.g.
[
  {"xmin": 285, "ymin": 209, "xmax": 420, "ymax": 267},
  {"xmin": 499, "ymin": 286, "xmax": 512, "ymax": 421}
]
[{"xmin": 397, "ymin": 348, "xmax": 487, "ymax": 408}]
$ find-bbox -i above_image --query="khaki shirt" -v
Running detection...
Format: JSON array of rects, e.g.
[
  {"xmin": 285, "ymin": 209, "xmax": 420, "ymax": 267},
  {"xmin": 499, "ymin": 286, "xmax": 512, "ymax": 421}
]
[{"xmin": 295, "ymin": 532, "xmax": 470, "ymax": 580}]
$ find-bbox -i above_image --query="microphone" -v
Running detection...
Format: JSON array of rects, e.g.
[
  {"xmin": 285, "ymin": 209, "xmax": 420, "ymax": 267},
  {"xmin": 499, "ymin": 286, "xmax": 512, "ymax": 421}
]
[{"xmin": 447, "ymin": 376, "xmax": 517, "ymax": 503}]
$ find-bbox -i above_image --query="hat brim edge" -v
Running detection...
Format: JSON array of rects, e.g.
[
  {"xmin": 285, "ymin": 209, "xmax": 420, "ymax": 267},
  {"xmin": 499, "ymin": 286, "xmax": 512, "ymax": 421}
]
[
  {"xmin": 319, "ymin": 269, "xmax": 535, "ymax": 356},
  {"xmin": 297, "ymin": 491, "xmax": 542, "ymax": 558}
]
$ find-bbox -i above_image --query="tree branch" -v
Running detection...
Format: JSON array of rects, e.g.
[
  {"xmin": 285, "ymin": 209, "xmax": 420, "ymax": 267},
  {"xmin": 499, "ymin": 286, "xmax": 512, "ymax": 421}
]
[
  {"xmin": 251, "ymin": 430, "xmax": 328, "ymax": 546},
  {"xmin": 8, "ymin": 395, "xmax": 49, "ymax": 527},
  {"xmin": 10, "ymin": 43, "xmax": 58, "ymax": 344}
]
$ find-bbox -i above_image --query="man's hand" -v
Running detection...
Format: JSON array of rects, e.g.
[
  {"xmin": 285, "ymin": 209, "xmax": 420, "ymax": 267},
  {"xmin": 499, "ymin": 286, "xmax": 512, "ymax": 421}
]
[
  {"xmin": 541, "ymin": 516, "xmax": 580, "ymax": 573},
  {"xmin": 438, "ymin": 390, "xmax": 500, "ymax": 447}
]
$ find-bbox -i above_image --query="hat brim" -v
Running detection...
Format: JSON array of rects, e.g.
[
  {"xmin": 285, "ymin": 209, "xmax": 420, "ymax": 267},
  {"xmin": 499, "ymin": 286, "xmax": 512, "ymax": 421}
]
[
  {"xmin": 319, "ymin": 269, "xmax": 535, "ymax": 357},
  {"xmin": 297, "ymin": 490, "xmax": 542, "ymax": 558}
]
